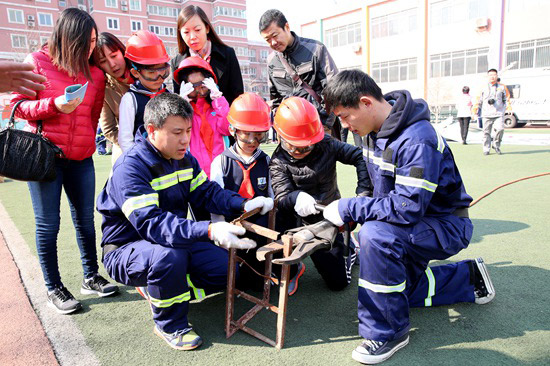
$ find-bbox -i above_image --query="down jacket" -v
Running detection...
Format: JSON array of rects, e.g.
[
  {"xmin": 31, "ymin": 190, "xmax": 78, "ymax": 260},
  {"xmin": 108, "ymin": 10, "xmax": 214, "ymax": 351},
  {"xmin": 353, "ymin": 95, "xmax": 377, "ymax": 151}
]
[
  {"xmin": 270, "ymin": 134, "xmax": 372, "ymax": 215},
  {"xmin": 10, "ymin": 47, "xmax": 105, "ymax": 161}
]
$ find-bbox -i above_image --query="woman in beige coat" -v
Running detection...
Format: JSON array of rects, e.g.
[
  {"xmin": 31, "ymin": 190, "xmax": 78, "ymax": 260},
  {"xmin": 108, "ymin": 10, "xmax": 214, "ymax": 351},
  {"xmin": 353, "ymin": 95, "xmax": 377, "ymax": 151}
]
[{"xmin": 96, "ymin": 32, "xmax": 134, "ymax": 163}]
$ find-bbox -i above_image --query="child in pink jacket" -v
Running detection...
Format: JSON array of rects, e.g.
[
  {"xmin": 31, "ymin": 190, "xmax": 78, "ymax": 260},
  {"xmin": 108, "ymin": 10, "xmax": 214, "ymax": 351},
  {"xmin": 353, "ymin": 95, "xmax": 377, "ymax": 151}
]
[{"xmin": 173, "ymin": 56, "xmax": 230, "ymax": 177}]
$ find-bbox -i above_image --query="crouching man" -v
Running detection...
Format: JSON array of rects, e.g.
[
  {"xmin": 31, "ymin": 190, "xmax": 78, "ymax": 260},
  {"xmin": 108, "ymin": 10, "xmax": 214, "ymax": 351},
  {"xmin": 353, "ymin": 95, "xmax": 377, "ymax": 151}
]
[
  {"xmin": 96, "ymin": 93, "xmax": 273, "ymax": 351},
  {"xmin": 322, "ymin": 70, "xmax": 495, "ymax": 364}
]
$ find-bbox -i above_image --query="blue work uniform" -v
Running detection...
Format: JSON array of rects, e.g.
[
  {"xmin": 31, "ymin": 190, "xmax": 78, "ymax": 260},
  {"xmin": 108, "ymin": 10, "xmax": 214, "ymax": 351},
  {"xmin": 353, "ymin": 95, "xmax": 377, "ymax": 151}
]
[
  {"xmin": 96, "ymin": 126, "xmax": 245, "ymax": 333},
  {"xmin": 337, "ymin": 90, "xmax": 474, "ymax": 342}
]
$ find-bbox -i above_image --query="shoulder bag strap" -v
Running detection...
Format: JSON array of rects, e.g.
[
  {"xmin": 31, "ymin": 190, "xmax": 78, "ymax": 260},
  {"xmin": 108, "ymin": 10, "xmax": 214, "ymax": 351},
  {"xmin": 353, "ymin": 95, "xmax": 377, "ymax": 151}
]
[
  {"xmin": 9, "ymin": 99, "xmax": 45, "ymax": 134},
  {"xmin": 276, "ymin": 53, "xmax": 322, "ymax": 104}
]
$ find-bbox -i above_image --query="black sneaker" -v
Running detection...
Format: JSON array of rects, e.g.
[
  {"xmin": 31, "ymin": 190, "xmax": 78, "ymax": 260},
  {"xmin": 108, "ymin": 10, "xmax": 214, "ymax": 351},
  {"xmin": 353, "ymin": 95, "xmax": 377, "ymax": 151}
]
[
  {"xmin": 352, "ymin": 334, "xmax": 409, "ymax": 364},
  {"xmin": 494, "ymin": 147, "xmax": 502, "ymax": 155},
  {"xmin": 473, "ymin": 258, "xmax": 495, "ymax": 304},
  {"xmin": 47, "ymin": 286, "xmax": 82, "ymax": 315},
  {"xmin": 81, "ymin": 274, "xmax": 119, "ymax": 297}
]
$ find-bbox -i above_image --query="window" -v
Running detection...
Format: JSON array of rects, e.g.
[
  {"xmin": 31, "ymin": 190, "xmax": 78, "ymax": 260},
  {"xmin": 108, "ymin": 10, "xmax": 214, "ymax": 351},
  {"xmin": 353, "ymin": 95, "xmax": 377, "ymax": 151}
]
[
  {"xmin": 148, "ymin": 25, "xmax": 176, "ymax": 37},
  {"xmin": 59, "ymin": 0, "xmax": 66, "ymax": 6},
  {"xmin": 371, "ymin": 9, "xmax": 417, "ymax": 39},
  {"xmin": 131, "ymin": 20, "xmax": 142, "ymax": 32},
  {"xmin": 430, "ymin": 47, "xmax": 488, "ymax": 77},
  {"xmin": 260, "ymin": 50, "xmax": 269, "ymax": 61},
  {"xmin": 106, "ymin": 0, "xmax": 117, "ymax": 8},
  {"xmin": 36, "ymin": 0, "xmax": 51, "ymax": 3},
  {"xmin": 506, "ymin": 37, "xmax": 550, "ymax": 70},
  {"xmin": 215, "ymin": 26, "xmax": 247, "ymax": 38},
  {"xmin": 372, "ymin": 58, "xmax": 417, "ymax": 83},
  {"xmin": 40, "ymin": 36, "xmax": 49, "ymax": 46},
  {"xmin": 431, "ymin": 0, "xmax": 489, "ymax": 27},
  {"xmin": 7, "ymin": 9, "xmax": 24, "ymax": 24},
  {"xmin": 213, "ymin": 6, "xmax": 246, "ymax": 19},
  {"xmin": 325, "ymin": 22, "xmax": 361, "ymax": 47},
  {"xmin": 130, "ymin": 0, "xmax": 141, "ymax": 11},
  {"xmin": 11, "ymin": 34, "xmax": 27, "ymax": 49},
  {"xmin": 107, "ymin": 18, "xmax": 119, "ymax": 30},
  {"xmin": 37, "ymin": 13, "xmax": 53, "ymax": 27},
  {"xmin": 147, "ymin": 5, "xmax": 178, "ymax": 18}
]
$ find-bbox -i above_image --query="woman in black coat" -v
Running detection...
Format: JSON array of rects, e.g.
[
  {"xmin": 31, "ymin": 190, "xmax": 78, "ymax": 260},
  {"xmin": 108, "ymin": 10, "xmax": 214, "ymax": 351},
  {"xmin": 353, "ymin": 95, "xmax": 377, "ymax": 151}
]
[{"xmin": 171, "ymin": 5, "xmax": 244, "ymax": 105}]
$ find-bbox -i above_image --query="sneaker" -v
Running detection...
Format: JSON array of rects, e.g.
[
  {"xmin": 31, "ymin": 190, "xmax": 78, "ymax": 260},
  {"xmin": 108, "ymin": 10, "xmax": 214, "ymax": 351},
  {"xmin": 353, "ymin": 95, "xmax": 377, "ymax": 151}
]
[
  {"xmin": 81, "ymin": 274, "xmax": 119, "ymax": 297},
  {"xmin": 351, "ymin": 232, "xmax": 361, "ymax": 266},
  {"xmin": 288, "ymin": 262, "xmax": 306, "ymax": 296},
  {"xmin": 473, "ymin": 258, "xmax": 495, "ymax": 304},
  {"xmin": 153, "ymin": 324, "xmax": 203, "ymax": 351},
  {"xmin": 352, "ymin": 334, "xmax": 409, "ymax": 364},
  {"xmin": 483, "ymin": 151, "xmax": 490, "ymax": 156},
  {"xmin": 47, "ymin": 286, "xmax": 82, "ymax": 315},
  {"xmin": 494, "ymin": 147, "xmax": 502, "ymax": 155}
]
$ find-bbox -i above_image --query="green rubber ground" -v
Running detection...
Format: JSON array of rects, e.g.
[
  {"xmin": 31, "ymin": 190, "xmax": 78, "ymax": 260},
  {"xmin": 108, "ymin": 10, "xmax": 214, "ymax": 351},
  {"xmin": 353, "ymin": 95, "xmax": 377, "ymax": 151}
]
[{"xmin": 0, "ymin": 136, "xmax": 549, "ymax": 366}]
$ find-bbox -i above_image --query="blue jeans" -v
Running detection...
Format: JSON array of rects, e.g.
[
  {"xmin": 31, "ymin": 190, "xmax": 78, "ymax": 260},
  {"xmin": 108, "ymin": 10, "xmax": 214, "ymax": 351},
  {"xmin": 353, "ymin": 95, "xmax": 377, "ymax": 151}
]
[{"xmin": 28, "ymin": 157, "xmax": 98, "ymax": 291}]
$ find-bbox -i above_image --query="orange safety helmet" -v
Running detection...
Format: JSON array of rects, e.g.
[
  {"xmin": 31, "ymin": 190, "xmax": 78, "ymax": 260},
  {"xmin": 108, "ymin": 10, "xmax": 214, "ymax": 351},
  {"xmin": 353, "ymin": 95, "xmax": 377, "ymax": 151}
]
[
  {"xmin": 228, "ymin": 93, "xmax": 271, "ymax": 132},
  {"xmin": 173, "ymin": 56, "xmax": 217, "ymax": 85},
  {"xmin": 125, "ymin": 30, "xmax": 170, "ymax": 65},
  {"xmin": 273, "ymin": 97, "xmax": 325, "ymax": 147}
]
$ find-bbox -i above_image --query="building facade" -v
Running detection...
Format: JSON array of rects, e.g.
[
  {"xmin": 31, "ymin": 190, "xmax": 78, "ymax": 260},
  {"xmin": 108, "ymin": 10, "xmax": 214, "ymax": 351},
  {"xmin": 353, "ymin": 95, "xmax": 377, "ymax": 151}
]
[
  {"xmin": 301, "ymin": 0, "xmax": 550, "ymax": 120},
  {"xmin": 0, "ymin": 0, "xmax": 269, "ymax": 99}
]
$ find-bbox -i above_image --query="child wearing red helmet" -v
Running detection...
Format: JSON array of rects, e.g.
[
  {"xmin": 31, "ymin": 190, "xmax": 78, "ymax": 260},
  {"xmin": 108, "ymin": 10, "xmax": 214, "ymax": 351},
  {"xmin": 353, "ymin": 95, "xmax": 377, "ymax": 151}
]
[
  {"xmin": 118, "ymin": 30, "xmax": 171, "ymax": 152},
  {"xmin": 173, "ymin": 56, "xmax": 231, "ymax": 178}
]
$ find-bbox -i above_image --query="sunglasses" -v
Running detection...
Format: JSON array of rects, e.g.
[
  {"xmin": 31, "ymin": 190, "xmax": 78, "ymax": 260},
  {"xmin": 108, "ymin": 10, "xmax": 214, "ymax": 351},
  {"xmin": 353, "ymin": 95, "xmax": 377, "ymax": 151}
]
[
  {"xmin": 280, "ymin": 139, "xmax": 315, "ymax": 154},
  {"xmin": 235, "ymin": 130, "xmax": 268, "ymax": 144},
  {"xmin": 135, "ymin": 64, "xmax": 170, "ymax": 81}
]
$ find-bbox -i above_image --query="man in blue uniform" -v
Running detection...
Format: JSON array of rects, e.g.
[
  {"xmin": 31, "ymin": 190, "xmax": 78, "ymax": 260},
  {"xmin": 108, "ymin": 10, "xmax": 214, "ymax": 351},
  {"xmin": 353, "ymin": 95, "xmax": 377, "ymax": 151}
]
[
  {"xmin": 322, "ymin": 70, "xmax": 495, "ymax": 364},
  {"xmin": 96, "ymin": 93, "xmax": 273, "ymax": 351}
]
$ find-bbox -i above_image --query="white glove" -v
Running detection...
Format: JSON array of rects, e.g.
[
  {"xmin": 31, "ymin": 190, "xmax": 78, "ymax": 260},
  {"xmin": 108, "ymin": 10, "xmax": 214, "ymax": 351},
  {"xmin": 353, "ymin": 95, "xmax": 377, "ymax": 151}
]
[
  {"xmin": 203, "ymin": 77, "xmax": 222, "ymax": 99},
  {"xmin": 294, "ymin": 192, "xmax": 319, "ymax": 217},
  {"xmin": 209, "ymin": 222, "xmax": 257, "ymax": 250},
  {"xmin": 244, "ymin": 196, "xmax": 274, "ymax": 215},
  {"xmin": 179, "ymin": 82, "xmax": 194, "ymax": 101},
  {"xmin": 323, "ymin": 200, "xmax": 344, "ymax": 227}
]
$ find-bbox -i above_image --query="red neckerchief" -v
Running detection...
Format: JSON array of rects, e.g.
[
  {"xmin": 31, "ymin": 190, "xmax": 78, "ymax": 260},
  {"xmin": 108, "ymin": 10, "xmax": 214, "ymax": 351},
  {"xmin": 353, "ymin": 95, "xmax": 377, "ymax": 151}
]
[
  {"xmin": 192, "ymin": 98, "xmax": 214, "ymax": 159},
  {"xmin": 148, "ymin": 88, "xmax": 166, "ymax": 99},
  {"xmin": 236, "ymin": 160, "xmax": 257, "ymax": 199}
]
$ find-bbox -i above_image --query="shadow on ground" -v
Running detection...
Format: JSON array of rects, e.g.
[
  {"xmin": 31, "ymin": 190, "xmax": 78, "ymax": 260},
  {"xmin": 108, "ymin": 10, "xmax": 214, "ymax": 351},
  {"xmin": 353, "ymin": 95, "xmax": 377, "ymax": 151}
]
[{"xmin": 469, "ymin": 218, "xmax": 529, "ymax": 244}]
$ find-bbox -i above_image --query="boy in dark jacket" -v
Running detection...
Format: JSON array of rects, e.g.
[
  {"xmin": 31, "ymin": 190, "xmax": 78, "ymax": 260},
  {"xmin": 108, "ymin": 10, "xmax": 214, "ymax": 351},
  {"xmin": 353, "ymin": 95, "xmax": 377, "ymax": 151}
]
[{"xmin": 270, "ymin": 97, "xmax": 371, "ymax": 291}]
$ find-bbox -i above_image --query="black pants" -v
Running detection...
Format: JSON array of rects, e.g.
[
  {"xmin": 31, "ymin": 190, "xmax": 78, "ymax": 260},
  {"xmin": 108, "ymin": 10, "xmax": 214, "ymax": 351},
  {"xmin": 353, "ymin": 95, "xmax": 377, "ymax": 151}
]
[
  {"xmin": 458, "ymin": 117, "xmax": 471, "ymax": 143},
  {"xmin": 341, "ymin": 128, "xmax": 363, "ymax": 147}
]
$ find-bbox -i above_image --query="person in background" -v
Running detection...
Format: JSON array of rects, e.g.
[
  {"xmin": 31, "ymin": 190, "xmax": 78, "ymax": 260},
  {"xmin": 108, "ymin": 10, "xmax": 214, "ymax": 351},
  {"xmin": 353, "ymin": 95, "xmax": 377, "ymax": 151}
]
[
  {"xmin": 95, "ymin": 32, "xmax": 134, "ymax": 163},
  {"xmin": 456, "ymin": 86, "xmax": 472, "ymax": 145},
  {"xmin": 118, "ymin": 30, "xmax": 171, "ymax": 153},
  {"xmin": 171, "ymin": 5, "xmax": 243, "ymax": 106},
  {"xmin": 10, "ymin": 8, "xmax": 118, "ymax": 315}
]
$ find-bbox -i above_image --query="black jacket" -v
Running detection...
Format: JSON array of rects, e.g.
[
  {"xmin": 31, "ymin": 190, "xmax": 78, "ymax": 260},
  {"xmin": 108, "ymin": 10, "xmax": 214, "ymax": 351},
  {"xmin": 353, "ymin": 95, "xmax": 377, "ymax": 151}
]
[
  {"xmin": 269, "ymin": 135, "xmax": 372, "ymax": 217},
  {"xmin": 171, "ymin": 42, "xmax": 244, "ymax": 105},
  {"xmin": 266, "ymin": 32, "xmax": 338, "ymax": 128}
]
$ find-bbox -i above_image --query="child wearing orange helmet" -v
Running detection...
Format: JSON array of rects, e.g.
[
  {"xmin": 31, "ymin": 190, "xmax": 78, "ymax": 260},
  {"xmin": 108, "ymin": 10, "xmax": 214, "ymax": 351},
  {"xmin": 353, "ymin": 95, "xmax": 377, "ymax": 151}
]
[{"xmin": 270, "ymin": 97, "xmax": 372, "ymax": 292}]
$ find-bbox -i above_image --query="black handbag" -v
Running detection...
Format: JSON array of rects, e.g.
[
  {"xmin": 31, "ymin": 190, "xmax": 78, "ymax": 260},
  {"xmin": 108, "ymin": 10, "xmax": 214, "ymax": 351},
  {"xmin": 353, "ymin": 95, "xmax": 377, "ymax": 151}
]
[{"xmin": 0, "ymin": 100, "xmax": 63, "ymax": 182}]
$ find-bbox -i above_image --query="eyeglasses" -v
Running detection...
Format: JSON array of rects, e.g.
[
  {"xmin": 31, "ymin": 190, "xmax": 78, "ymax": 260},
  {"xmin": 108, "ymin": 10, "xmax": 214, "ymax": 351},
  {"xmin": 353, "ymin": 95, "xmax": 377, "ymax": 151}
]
[
  {"xmin": 280, "ymin": 139, "xmax": 315, "ymax": 154},
  {"xmin": 235, "ymin": 130, "xmax": 268, "ymax": 144},
  {"xmin": 135, "ymin": 64, "xmax": 170, "ymax": 81}
]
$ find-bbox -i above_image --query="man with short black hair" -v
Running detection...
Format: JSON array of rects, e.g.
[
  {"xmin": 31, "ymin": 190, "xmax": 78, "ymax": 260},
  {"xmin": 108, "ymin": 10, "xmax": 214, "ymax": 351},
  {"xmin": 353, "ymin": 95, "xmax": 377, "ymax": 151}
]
[
  {"xmin": 473, "ymin": 68, "xmax": 512, "ymax": 155},
  {"xmin": 322, "ymin": 70, "xmax": 495, "ymax": 364},
  {"xmin": 96, "ymin": 93, "xmax": 273, "ymax": 351},
  {"xmin": 259, "ymin": 9, "xmax": 340, "ymax": 138}
]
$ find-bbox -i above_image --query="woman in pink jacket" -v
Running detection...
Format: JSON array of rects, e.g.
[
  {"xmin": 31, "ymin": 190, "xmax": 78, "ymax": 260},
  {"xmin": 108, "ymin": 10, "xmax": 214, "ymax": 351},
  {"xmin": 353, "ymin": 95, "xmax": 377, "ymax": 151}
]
[
  {"xmin": 10, "ymin": 8, "xmax": 118, "ymax": 315},
  {"xmin": 173, "ymin": 56, "xmax": 230, "ymax": 177}
]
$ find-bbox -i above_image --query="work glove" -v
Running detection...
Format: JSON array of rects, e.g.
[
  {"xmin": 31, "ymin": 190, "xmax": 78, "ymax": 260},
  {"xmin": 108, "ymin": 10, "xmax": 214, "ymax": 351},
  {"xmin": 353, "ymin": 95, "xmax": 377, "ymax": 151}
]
[
  {"xmin": 323, "ymin": 200, "xmax": 345, "ymax": 227},
  {"xmin": 294, "ymin": 192, "xmax": 319, "ymax": 217},
  {"xmin": 244, "ymin": 196, "xmax": 274, "ymax": 215},
  {"xmin": 179, "ymin": 82, "xmax": 195, "ymax": 102},
  {"xmin": 209, "ymin": 222, "xmax": 257, "ymax": 250},
  {"xmin": 203, "ymin": 77, "xmax": 222, "ymax": 99}
]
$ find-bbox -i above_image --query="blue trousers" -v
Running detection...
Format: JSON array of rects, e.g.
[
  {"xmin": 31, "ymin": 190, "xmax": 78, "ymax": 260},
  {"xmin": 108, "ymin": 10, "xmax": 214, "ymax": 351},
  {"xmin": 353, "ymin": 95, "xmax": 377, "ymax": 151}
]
[
  {"xmin": 28, "ymin": 157, "xmax": 98, "ymax": 291},
  {"xmin": 104, "ymin": 240, "xmax": 233, "ymax": 333},
  {"xmin": 357, "ymin": 216, "xmax": 474, "ymax": 341}
]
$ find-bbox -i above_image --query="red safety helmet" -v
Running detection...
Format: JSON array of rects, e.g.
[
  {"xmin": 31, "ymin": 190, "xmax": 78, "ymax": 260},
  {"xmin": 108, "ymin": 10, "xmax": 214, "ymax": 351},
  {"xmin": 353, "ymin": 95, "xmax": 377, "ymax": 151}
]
[
  {"xmin": 273, "ymin": 97, "xmax": 324, "ymax": 147},
  {"xmin": 228, "ymin": 93, "xmax": 271, "ymax": 132},
  {"xmin": 173, "ymin": 56, "xmax": 217, "ymax": 85},
  {"xmin": 125, "ymin": 30, "xmax": 170, "ymax": 65}
]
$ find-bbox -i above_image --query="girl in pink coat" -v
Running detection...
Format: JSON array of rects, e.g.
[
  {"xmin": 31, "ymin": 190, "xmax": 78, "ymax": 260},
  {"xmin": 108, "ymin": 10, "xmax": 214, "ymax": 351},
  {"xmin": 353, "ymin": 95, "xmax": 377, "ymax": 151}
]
[{"xmin": 173, "ymin": 56, "xmax": 230, "ymax": 178}]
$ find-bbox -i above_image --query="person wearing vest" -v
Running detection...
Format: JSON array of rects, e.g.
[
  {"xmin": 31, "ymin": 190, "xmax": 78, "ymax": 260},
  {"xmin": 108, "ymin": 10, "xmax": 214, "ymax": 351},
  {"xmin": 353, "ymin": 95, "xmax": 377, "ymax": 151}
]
[{"xmin": 118, "ymin": 30, "xmax": 171, "ymax": 153}]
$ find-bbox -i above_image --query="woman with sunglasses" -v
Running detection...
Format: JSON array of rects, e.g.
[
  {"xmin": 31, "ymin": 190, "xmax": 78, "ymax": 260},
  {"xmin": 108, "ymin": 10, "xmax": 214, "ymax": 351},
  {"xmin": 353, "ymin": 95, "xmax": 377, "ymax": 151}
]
[
  {"xmin": 270, "ymin": 97, "xmax": 372, "ymax": 292},
  {"xmin": 118, "ymin": 30, "xmax": 171, "ymax": 152}
]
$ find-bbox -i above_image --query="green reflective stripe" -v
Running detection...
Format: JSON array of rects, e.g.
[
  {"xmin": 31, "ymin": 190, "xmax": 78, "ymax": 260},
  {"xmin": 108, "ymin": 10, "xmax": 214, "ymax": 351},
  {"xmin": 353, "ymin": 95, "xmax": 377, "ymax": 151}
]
[
  {"xmin": 395, "ymin": 175, "xmax": 438, "ymax": 193},
  {"xmin": 122, "ymin": 193, "xmax": 159, "ymax": 218},
  {"xmin": 148, "ymin": 291, "xmax": 191, "ymax": 308},
  {"xmin": 424, "ymin": 267, "xmax": 436, "ymax": 307},
  {"xmin": 186, "ymin": 274, "xmax": 206, "ymax": 300},
  {"xmin": 433, "ymin": 126, "xmax": 445, "ymax": 153},
  {"xmin": 150, "ymin": 168, "xmax": 194, "ymax": 191},
  {"xmin": 359, "ymin": 278, "xmax": 406, "ymax": 293},
  {"xmin": 189, "ymin": 170, "xmax": 207, "ymax": 192}
]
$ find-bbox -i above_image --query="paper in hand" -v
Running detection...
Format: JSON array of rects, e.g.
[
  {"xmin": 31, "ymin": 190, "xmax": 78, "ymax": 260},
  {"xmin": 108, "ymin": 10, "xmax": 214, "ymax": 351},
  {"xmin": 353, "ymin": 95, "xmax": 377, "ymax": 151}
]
[{"xmin": 65, "ymin": 82, "xmax": 88, "ymax": 101}]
